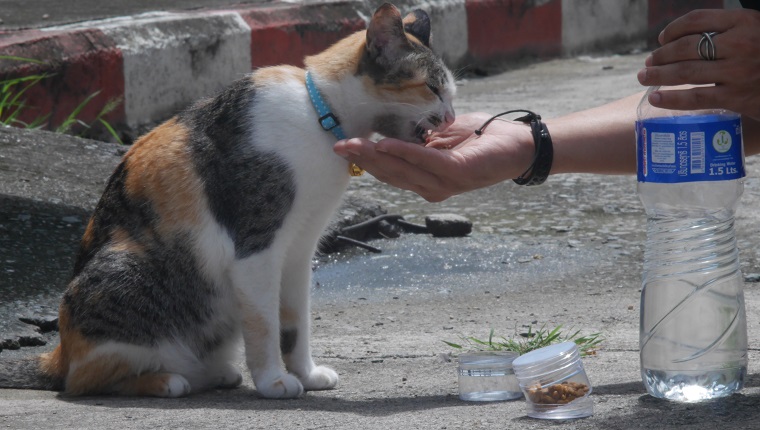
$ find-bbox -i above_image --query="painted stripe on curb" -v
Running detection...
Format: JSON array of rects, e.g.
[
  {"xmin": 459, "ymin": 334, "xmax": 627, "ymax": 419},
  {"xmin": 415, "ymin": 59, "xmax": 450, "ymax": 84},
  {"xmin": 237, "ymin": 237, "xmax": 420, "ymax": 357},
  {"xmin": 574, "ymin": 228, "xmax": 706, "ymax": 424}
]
[
  {"xmin": 239, "ymin": 2, "xmax": 366, "ymax": 69},
  {"xmin": 0, "ymin": 29, "xmax": 125, "ymax": 132},
  {"xmin": 95, "ymin": 12, "xmax": 252, "ymax": 130},
  {"xmin": 465, "ymin": 0, "xmax": 562, "ymax": 66}
]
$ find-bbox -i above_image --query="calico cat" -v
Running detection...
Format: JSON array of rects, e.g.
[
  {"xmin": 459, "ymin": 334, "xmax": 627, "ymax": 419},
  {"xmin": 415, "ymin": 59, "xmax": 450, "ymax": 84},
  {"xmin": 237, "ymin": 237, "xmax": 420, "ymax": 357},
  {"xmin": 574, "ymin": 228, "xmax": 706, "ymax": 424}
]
[{"xmin": 0, "ymin": 3, "xmax": 455, "ymax": 398}]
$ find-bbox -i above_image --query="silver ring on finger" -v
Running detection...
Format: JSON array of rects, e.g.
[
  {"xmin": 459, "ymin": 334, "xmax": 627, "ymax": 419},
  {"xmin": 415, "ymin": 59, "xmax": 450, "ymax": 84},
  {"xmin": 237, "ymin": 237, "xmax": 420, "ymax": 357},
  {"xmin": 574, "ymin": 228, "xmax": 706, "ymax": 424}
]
[{"xmin": 698, "ymin": 31, "xmax": 718, "ymax": 61}]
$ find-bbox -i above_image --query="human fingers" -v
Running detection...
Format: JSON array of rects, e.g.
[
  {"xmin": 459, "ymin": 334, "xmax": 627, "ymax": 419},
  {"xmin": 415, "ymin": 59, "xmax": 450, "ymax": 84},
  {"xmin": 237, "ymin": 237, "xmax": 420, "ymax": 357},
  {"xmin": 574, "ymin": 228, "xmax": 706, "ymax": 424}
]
[
  {"xmin": 649, "ymin": 84, "xmax": 760, "ymax": 121},
  {"xmin": 657, "ymin": 9, "xmax": 737, "ymax": 46},
  {"xmin": 426, "ymin": 129, "xmax": 476, "ymax": 149},
  {"xmin": 638, "ymin": 59, "xmax": 734, "ymax": 87},
  {"xmin": 374, "ymin": 137, "xmax": 463, "ymax": 176},
  {"xmin": 647, "ymin": 32, "xmax": 723, "ymax": 67},
  {"xmin": 334, "ymin": 138, "xmax": 457, "ymax": 201},
  {"xmin": 647, "ymin": 10, "xmax": 744, "ymax": 69},
  {"xmin": 427, "ymin": 112, "xmax": 491, "ymax": 149},
  {"xmin": 646, "ymin": 85, "xmax": 726, "ymax": 112}
]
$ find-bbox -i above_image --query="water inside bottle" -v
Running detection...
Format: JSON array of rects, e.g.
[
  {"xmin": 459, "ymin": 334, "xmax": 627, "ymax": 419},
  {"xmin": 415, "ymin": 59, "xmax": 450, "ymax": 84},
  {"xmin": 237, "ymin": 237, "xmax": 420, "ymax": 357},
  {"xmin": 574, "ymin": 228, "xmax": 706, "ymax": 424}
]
[
  {"xmin": 643, "ymin": 367, "xmax": 746, "ymax": 402},
  {"xmin": 639, "ymin": 214, "xmax": 747, "ymax": 401}
]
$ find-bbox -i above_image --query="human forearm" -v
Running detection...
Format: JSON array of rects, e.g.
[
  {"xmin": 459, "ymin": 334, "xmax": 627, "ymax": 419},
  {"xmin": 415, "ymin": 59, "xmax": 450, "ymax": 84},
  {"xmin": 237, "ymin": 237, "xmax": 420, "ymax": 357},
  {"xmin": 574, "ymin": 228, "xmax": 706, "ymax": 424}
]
[
  {"xmin": 546, "ymin": 91, "xmax": 760, "ymax": 176},
  {"xmin": 546, "ymin": 92, "xmax": 643, "ymax": 175}
]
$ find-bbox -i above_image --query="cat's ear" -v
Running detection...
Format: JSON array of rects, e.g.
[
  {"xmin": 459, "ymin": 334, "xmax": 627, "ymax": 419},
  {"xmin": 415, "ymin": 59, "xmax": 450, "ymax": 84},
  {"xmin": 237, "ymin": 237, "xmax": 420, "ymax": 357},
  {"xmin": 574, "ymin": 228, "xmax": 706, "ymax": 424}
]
[
  {"xmin": 366, "ymin": 3, "xmax": 411, "ymax": 64},
  {"xmin": 402, "ymin": 9, "xmax": 432, "ymax": 48}
]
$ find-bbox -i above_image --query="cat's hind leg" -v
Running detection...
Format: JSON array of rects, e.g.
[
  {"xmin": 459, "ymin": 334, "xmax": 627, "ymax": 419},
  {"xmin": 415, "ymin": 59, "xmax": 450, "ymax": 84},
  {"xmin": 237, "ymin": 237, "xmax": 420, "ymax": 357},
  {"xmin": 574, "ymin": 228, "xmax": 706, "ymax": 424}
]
[
  {"xmin": 64, "ymin": 348, "xmax": 192, "ymax": 397},
  {"xmin": 115, "ymin": 373, "xmax": 192, "ymax": 398},
  {"xmin": 55, "ymin": 310, "xmax": 188, "ymax": 397}
]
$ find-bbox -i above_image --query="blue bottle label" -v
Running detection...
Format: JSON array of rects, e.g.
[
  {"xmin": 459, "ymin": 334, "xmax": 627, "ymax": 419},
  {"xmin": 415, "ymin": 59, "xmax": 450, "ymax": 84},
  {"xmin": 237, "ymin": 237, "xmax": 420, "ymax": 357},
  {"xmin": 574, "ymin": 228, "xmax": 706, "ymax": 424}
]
[{"xmin": 636, "ymin": 114, "xmax": 744, "ymax": 183}]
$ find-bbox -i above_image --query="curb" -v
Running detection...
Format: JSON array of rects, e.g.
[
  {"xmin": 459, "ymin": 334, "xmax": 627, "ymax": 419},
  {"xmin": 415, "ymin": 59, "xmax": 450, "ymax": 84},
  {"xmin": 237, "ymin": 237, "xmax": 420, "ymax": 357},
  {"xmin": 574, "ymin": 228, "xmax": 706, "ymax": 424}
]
[{"xmin": 0, "ymin": 0, "xmax": 726, "ymax": 141}]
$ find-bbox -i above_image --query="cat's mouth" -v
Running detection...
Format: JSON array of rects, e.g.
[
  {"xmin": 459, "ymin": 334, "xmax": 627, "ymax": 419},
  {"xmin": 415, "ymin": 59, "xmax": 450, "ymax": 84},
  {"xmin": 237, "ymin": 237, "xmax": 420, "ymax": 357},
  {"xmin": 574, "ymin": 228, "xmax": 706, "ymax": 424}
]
[
  {"xmin": 374, "ymin": 115, "xmax": 436, "ymax": 144},
  {"xmin": 412, "ymin": 114, "xmax": 445, "ymax": 144},
  {"xmin": 414, "ymin": 125, "xmax": 432, "ymax": 144}
]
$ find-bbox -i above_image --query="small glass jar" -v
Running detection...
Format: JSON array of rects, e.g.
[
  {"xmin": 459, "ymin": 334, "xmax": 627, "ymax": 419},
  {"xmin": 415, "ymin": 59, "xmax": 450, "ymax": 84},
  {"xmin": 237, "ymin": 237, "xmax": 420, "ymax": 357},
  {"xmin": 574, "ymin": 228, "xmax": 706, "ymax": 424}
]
[
  {"xmin": 457, "ymin": 351, "xmax": 522, "ymax": 401},
  {"xmin": 512, "ymin": 342, "xmax": 593, "ymax": 419}
]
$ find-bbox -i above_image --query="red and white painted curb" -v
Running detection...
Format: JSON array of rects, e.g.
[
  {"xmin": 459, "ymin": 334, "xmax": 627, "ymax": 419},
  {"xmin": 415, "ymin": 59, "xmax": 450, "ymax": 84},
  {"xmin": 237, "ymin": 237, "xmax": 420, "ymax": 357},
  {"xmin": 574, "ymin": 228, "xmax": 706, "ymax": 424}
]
[{"xmin": 0, "ymin": 0, "xmax": 729, "ymax": 138}]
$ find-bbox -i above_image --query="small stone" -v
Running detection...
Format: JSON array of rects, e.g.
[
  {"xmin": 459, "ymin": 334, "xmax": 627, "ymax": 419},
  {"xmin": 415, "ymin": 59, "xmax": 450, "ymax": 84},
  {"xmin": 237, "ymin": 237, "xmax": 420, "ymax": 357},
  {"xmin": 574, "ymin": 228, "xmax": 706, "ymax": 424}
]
[
  {"xmin": 0, "ymin": 320, "xmax": 46, "ymax": 348},
  {"xmin": 424, "ymin": 214, "xmax": 472, "ymax": 237},
  {"xmin": 744, "ymin": 273, "xmax": 760, "ymax": 283},
  {"xmin": 1, "ymin": 339, "xmax": 20, "ymax": 350},
  {"xmin": 19, "ymin": 314, "xmax": 59, "ymax": 333}
]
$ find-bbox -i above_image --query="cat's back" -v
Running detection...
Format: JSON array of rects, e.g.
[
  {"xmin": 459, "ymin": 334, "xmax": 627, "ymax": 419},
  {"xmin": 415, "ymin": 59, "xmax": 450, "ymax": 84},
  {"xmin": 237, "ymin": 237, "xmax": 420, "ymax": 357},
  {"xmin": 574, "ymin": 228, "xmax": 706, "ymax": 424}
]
[{"xmin": 63, "ymin": 73, "xmax": 299, "ymax": 345}]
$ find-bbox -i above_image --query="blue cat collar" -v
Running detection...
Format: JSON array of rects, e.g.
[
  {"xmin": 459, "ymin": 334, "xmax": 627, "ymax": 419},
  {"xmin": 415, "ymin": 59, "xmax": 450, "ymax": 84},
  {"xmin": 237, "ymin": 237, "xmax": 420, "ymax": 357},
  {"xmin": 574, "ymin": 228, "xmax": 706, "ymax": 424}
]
[
  {"xmin": 305, "ymin": 71, "xmax": 347, "ymax": 141},
  {"xmin": 318, "ymin": 113, "xmax": 340, "ymax": 133},
  {"xmin": 305, "ymin": 71, "xmax": 363, "ymax": 176}
]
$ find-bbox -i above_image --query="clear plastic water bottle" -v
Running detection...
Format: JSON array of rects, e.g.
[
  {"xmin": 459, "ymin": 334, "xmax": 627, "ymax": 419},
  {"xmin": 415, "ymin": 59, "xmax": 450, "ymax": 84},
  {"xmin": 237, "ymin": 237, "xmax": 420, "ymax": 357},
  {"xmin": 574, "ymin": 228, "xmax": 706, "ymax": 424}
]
[{"xmin": 636, "ymin": 86, "xmax": 747, "ymax": 402}]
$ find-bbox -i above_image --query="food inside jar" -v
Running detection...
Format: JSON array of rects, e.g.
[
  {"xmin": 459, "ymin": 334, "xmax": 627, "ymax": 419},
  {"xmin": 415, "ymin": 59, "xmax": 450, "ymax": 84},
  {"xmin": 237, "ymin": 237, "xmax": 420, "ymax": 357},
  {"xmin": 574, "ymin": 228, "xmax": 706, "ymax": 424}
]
[{"xmin": 526, "ymin": 381, "xmax": 590, "ymax": 404}]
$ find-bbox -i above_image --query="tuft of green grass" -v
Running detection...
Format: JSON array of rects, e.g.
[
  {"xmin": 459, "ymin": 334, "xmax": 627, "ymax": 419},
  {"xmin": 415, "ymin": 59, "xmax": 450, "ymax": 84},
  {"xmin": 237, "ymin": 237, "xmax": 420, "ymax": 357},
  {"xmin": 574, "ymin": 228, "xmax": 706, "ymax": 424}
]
[
  {"xmin": 0, "ymin": 55, "xmax": 123, "ymax": 144},
  {"xmin": 1, "ymin": 72, "xmax": 49, "ymax": 128},
  {"xmin": 444, "ymin": 324, "xmax": 603, "ymax": 357},
  {"xmin": 55, "ymin": 90, "xmax": 124, "ymax": 144}
]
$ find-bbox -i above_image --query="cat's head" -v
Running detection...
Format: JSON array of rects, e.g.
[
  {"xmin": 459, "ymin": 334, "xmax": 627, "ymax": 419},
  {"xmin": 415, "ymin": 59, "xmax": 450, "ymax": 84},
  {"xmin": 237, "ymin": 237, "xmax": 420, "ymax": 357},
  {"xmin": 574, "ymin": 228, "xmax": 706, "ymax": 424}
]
[
  {"xmin": 358, "ymin": 3, "xmax": 456, "ymax": 143},
  {"xmin": 305, "ymin": 3, "xmax": 456, "ymax": 144}
]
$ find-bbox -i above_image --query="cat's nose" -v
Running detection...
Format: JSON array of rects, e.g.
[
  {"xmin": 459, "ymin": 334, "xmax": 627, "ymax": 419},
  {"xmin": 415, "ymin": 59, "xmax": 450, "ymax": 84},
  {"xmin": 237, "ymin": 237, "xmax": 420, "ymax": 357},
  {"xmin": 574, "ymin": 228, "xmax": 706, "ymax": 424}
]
[{"xmin": 443, "ymin": 108, "xmax": 455, "ymax": 127}]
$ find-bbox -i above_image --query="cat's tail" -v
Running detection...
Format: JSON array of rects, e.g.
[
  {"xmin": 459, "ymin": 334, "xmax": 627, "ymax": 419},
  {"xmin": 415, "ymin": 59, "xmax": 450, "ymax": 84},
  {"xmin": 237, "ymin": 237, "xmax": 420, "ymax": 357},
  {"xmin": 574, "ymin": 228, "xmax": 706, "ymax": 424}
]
[{"xmin": 0, "ymin": 347, "xmax": 65, "ymax": 391}]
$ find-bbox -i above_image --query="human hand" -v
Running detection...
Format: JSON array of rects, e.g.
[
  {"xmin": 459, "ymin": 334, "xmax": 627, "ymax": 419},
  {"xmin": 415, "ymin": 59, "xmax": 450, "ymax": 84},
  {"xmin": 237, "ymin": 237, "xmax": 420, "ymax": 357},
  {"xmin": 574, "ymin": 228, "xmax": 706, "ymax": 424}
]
[
  {"xmin": 637, "ymin": 8, "xmax": 760, "ymax": 121},
  {"xmin": 333, "ymin": 112, "xmax": 534, "ymax": 202}
]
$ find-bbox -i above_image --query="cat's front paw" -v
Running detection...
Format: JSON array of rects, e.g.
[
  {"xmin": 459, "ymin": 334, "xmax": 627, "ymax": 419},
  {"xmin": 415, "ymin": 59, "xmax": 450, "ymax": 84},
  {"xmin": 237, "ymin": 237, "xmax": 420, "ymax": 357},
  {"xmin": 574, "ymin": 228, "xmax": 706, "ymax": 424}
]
[
  {"xmin": 255, "ymin": 373, "xmax": 304, "ymax": 399},
  {"xmin": 300, "ymin": 365, "xmax": 339, "ymax": 391}
]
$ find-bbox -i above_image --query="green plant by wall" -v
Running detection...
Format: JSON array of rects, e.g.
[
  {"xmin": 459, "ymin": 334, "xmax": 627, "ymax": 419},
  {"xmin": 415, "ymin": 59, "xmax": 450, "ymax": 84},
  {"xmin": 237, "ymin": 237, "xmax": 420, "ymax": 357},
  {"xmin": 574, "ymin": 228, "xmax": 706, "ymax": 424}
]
[
  {"xmin": 0, "ymin": 55, "xmax": 123, "ymax": 144},
  {"xmin": 444, "ymin": 324, "xmax": 603, "ymax": 356}
]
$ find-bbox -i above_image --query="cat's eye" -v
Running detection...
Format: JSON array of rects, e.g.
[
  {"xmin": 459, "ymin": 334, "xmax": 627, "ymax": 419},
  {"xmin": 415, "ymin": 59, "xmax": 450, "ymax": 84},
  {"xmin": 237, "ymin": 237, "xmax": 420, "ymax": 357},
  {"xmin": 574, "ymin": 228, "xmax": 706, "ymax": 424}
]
[{"xmin": 426, "ymin": 83, "xmax": 443, "ymax": 101}]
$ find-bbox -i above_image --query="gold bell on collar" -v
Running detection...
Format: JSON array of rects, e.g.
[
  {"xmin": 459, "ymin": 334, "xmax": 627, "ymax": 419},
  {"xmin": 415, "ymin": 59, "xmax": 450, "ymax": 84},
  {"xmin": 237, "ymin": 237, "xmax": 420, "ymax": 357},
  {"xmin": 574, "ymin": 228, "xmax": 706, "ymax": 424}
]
[{"xmin": 349, "ymin": 163, "xmax": 364, "ymax": 177}]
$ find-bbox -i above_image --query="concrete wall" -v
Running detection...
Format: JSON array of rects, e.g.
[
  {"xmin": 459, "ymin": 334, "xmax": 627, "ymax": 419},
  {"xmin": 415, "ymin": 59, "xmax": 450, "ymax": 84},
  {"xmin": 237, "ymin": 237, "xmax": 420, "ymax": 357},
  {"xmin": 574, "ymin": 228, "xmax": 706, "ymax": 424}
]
[
  {"xmin": 100, "ymin": 12, "xmax": 252, "ymax": 129},
  {"xmin": 561, "ymin": 0, "xmax": 648, "ymax": 55}
]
